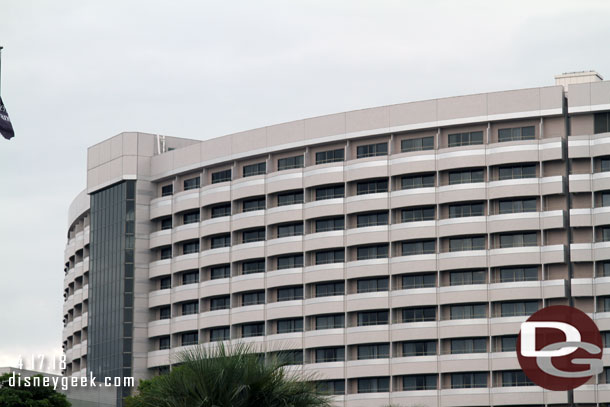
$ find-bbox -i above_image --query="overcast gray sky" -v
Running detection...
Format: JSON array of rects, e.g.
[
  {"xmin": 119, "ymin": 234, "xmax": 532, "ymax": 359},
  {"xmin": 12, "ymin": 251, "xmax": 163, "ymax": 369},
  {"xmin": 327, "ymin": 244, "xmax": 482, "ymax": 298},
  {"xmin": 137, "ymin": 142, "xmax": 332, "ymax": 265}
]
[{"xmin": 1, "ymin": 0, "xmax": 609, "ymax": 371}]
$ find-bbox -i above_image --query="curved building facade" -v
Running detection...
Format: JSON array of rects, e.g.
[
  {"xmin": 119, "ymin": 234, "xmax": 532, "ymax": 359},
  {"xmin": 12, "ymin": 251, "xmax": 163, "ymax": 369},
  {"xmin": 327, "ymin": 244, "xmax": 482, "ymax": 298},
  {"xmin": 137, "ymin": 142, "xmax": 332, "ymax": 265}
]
[{"xmin": 63, "ymin": 72, "xmax": 610, "ymax": 406}]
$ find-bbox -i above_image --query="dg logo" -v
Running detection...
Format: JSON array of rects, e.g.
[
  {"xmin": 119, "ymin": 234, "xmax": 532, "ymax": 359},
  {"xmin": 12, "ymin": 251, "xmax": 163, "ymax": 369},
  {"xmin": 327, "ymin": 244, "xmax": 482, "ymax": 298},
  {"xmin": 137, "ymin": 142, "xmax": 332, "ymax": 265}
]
[{"xmin": 517, "ymin": 305, "xmax": 603, "ymax": 391}]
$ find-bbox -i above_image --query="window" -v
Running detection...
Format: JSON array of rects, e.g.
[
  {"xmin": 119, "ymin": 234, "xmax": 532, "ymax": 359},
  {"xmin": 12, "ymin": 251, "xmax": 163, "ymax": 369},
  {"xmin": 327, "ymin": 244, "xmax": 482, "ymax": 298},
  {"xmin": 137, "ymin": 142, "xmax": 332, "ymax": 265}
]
[
  {"xmin": 183, "ymin": 241, "xmax": 199, "ymax": 254},
  {"xmin": 316, "ymin": 380, "xmax": 345, "ymax": 395},
  {"xmin": 401, "ymin": 136, "xmax": 434, "ymax": 153},
  {"xmin": 315, "ymin": 217, "xmax": 344, "ymax": 232},
  {"xmin": 183, "ymin": 211, "xmax": 200, "ymax": 225},
  {"xmin": 357, "ymin": 311, "xmax": 388, "ymax": 326},
  {"xmin": 315, "ymin": 185, "xmax": 344, "ymax": 200},
  {"xmin": 502, "ymin": 370, "xmax": 534, "ymax": 386},
  {"xmin": 357, "ymin": 377, "xmax": 389, "ymax": 393},
  {"xmin": 499, "ymin": 232, "xmax": 537, "ymax": 248},
  {"xmin": 160, "ymin": 247, "xmax": 172, "ymax": 260},
  {"xmin": 211, "ymin": 203, "xmax": 231, "ymax": 218},
  {"xmin": 357, "ymin": 212, "xmax": 388, "ymax": 227},
  {"xmin": 498, "ymin": 126, "xmax": 535, "ymax": 142},
  {"xmin": 243, "ymin": 162, "xmax": 266, "ymax": 177},
  {"xmin": 161, "ymin": 218, "xmax": 172, "ymax": 230},
  {"xmin": 602, "ymin": 157, "xmax": 610, "ymax": 172},
  {"xmin": 316, "ymin": 149, "xmax": 344, "ymax": 164},
  {"xmin": 594, "ymin": 112, "xmax": 610, "ymax": 134},
  {"xmin": 603, "ymin": 297, "xmax": 610, "ymax": 312},
  {"xmin": 243, "ymin": 197, "xmax": 265, "ymax": 212},
  {"xmin": 274, "ymin": 350, "xmax": 303, "ymax": 365},
  {"xmin": 161, "ymin": 184, "xmax": 173, "ymax": 197},
  {"xmin": 159, "ymin": 277, "xmax": 171, "ymax": 290},
  {"xmin": 277, "ymin": 254, "xmax": 303, "ymax": 270},
  {"xmin": 602, "ymin": 262, "xmax": 610, "ymax": 277},
  {"xmin": 604, "ymin": 331, "xmax": 610, "ymax": 348},
  {"xmin": 602, "ymin": 192, "xmax": 610, "ymax": 207},
  {"xmin": 402, "ymin": 240, "xmax": 435, "ymax": 255},
  {"xmin": 500, "ymin": 301, "xmax": 538, "ymax": 317},
  {"xmin": 498, "ymin": 198, "xmax": 536, "ymax": 214},
  {"xmin": 277, "ymin": 222, "xmax": 303, "ymax": 238},
  {"xmin": 451, "ymin": 338, "xmax": 486, "ymax": 354},
  {"xmin": 401, "ymin": 174, "xmax": 434, "ymax": 189},
  {"xmin": 210, "ymin": 327, "xmax": 230, "ymax": 342},
  {"xmin": 402, "ymin": 340, "xmax": 437, "ymax": 356},
  {"xmin": 242, "ymin": 291, "xmax": 265, "ymax": 306},
  {"xmin": 357, "ymin": 344, "xmax": 389, "ymax": 360},
  {"xmin": 403, "ymin": 273, "xmax": 436, "ymax": 289},
  {"xmin": 278, "ymin": 191, "xmax": 304, "ymax": 206},
  {"xmin": 242, "ymin": 322, "xmax": 264, "ymax": 337},
  {"xmin": 315, "ymin": 281, "xmax": 344, "ymax": 297},
  {"xmin": 210, "ymin": 265, "xmax": 230, "ymax": 280},
  {"xmin": 501, "ymin": 335, "xmax": 518, "ymax": 351},
  {"xmin": 243, "ymin": 260, "xmax": 265, "ymax": 274},
  {"xmin": 278, "ymin": 155, "xmax": 304, "ymax": 171},
  {"xmin": 315, "ymin": 314, "xmax": 344, "ymax": 330},
  {"xmin": 277, "ymin": 318, "xmax": 303, "ymax": 333},
  {"xmin": 277, "ymin": 286, "xmax": 304, "ymax": 301},
  {"xmin": 357, "ymin": 244, "xmax": 388, "ymax": 260},
  {"xmin": 449, "ymin": 202, "xmax": 484, "ymax": 218},
  {"xmin": 499, "ymin": 164, "xmax": 536, "ymax": 180},
  {"xmin": 243, "ymin": 228, "xmax": 265, "ymax": 243},
  {"xmin": 449, "ymin": 236, "xmax": 485, "ymax": 251},
  {"xmin": 451, "ymin": 372, "xmax": 487, "ymax": 389},
  {"xmin": 182, "ymin": 271, "xmax": 198, "ymax": 285},
  {"xmin": 450, "ymin": 304, "xmax": 486, "ymax": 319},
  {"xmin": 448, "ymin": 131, "xmax": 483, "ymax": 147},
  {"xmin": 450, "ymin": 270, "xmax": 486, "ymax": 286},
  {"xmin": 159, "ymin": 306, "xmax": 171, "ymax": 320},
  {"xmin": 159, "ymin": 336, "xmax": 170, "ymax": 350},
  {"xmin": 211, "ymin": 169, "xmax": 231, "ymax": 184},
  {"xmin": 211, "ymin": 234, "xmax": 230, "ymax": 249},
  {"xmin": 357, "ymin": 277, "xmax": 388, "ymax": 293},
  {"xmin": 448, "ymin": 169, "xmax": 484, "ymax": 184},
  {"xmin": 315, "ymin": 249, "xmax": 344, "ymax": 264},
  {"xmin": 181, "ymin": 332, "xmax": 198, "ymax": 346},
  {"xmin": 403, "ymin": 375, "xmax": 437, "ymax": 391},
  {"xmin": 183, "ymin": 177, "xmax": 200, "ymax": 191},
  {"xmin": 182, "ymin": 301, "xmax": 198, "ymax": 315},
  {"xmin": 357, "ymin": 142, "xmax": 388, "ymax": 158},
  {"xmin": 500, "ymin": 266, "xmax": 537, "ymax": 282},
  {"xmin": 315, "ymin": 347, "xmax": 345, "ymax": 363},
  {"xmin": 402, "ymin": 307, "xmax": 436, "ymax": 322},
  {"xmin": 402, "ymin": 207, "xmax": 435, "ymax": 222},
  {"xmin": 357, "ymin": 179, "xmax": 388, "ymax": 195},
  {"xmin": 210, "ymin": 296, "xmax": 230, "ymax": 311}
]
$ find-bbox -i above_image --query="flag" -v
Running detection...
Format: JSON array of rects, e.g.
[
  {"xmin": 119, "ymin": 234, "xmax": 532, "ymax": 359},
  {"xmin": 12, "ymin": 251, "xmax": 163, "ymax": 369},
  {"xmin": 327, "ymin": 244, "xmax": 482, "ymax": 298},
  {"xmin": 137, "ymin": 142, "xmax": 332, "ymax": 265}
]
[{"xmin": 0, "ymin": 96, "xmax": 14, "ymax": 140}]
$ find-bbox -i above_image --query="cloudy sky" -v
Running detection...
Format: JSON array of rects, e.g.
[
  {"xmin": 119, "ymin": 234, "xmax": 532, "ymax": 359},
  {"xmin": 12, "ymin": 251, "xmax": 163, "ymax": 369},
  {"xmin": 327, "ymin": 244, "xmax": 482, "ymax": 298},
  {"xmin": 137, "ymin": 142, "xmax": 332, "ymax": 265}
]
[{"xmin": 0, "ymin": 0, "xmax": 609, "ymax": 372}]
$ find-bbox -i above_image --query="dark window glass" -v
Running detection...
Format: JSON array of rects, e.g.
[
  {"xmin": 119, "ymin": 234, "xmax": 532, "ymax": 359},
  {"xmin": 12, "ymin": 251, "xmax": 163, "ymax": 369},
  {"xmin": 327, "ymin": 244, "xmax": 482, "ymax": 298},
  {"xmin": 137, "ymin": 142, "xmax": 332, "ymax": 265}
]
[
  {"xmin": 183, "ymin": 241, "xmax": 199, "ymax": 254},
  {"xmin": 182, "ymin": 301, "xmax": 198, "ymax": 315},
  {"xmin": 243, "ymin": 162, "xmax": 266, "ymax": 177},
  {"xmin": 403, "ymin": 374, "xmax": 437, "ymax": 391},
  {"xmin": 450, "ymin": 270, "xmax": 486, "ymax": 285},
  {"xmin": 356, "ymin": 180, "xmax": 388, "ymax": 195},
  {"xmin": 243, "ymin": 197, "xmax": 266, "ymax": 212},
  {"xmin": 357, "ymin": 343, "xmax": 389, "ymax": 359},
  {"xmin": 601, "ymin": 157, "xmax": 610, "ymax": 172},
  {"xmin": 210, "ymin": 265, "xmax": 230, "ymax": 280},
  {"xmin": 315, "ymin": 249, "xmax": 344, "ymax": 264},
  {"xmin": 449, "ymin": 202, "xmax": 484, "ymax": 218},
  {"xmin": 243, "ymin": 260, "xmax": 265, "ymax": 274},
  {"xmin": 243, "ymin": 228, "xmax": 265, "ymax": 243},
  {"xmin": 242, "ymin": 322, "xmax": 264, "ymax": 337},
  {"xmin": 449, "ymin": 236, "xmax": 485, "ymax": 251},
  {"xmin": 402, "ymin": 273, "xmax": 436, "ymax": 289},
  {"xmin": 160, "ymin": 247, "xmax": 172, "ymax": 260},
  {"xmin": 315, "ymin": 185, "xmax": 344, "ymax": 200},
  {"xmin": 210, "ymin": 296, "xmax": 230, "ymax": 311},
  {"xmin": 402, "ymin": 240, "xmax": 435, "ymax": 255},
  {"xmin": 594, "ymin": 113, "xmax": 610, "ymax": 134},
  {"xmin": 278, "ymin": 191, "xmax": 304, "ymax": 206},
  {"xmin": 357, "ymin": 377, "xmax": 389, "ymax": 393},
  {"xmin": 450, "ymin": 338, "xmax": 487, "ymax": 354},
  {"xmin": 315, "ymin": 217, "xmax": 344, "ymax": 232},
  {"xmin": 498, "ymin": 126, "xmax": 535, "ymax": 142},
  {"xmin": 357, "ymin": 311, "xmax": 388, "ymax": 326},
  {"xmin": 159, "ymin": 306, "xmax": 171, "ymax": 320},
  {"xmin": 277, "ymin": 222, "xmax": 303, "ymax": 238},
  {"xmin": 402, "ymin": 340, "xmax": 436, "ymax": 356},
  {"xmin": 315, "ymin": 347, "xmax": 345, "ymax": 362},
  {"xmin": 277, "ymin": 254, "xmax": 304, "ymax": 270},
  {"xmin": 357, "ymin": 212, "xmax": 388, "ymax": 227},
  {"xmin": 402, "ymin": 307, "xmax": 436, "ymax": 322},
  {"xmin": 401, "ymin": 174, "xmax": 434, "ymax": 189},
  {"xmin": 315, "ymin": 282, "xmax": 344, "ymax": 297},
  {"xmin": 182, "ymin": 271, "xmax": 199, "ymax": 285},
  {"xmin": 278, "ymin": 155, "xmax": 304, "ymax": 171},
  {"xmin": 211, "ymin": 203, "xmax": 231, "ymax": 218},
  {"xmin": 402, "ymin": 207, "xmax": 435, "ymax": 222},
  {"xmin": 401, "ymin": 136, "xmax": 434, "ymax": 153},
  {"xmin": 356, "ymin": 244, "xmax": 388, "ymax": 260},
  {"xmin": 501, "ymin": 335, "xmax": 518, "ymax": 351},
  {"xmin": 357, "ymin": 277, "xmax": 389, "ymax": 293},
  {"xmin": 602, "ymin": 262, "xmax": 610, "ymax": 277},
  {"xmin": 211, "ymin": 169, "xmax": 231, "ymax": 184},
  {"xmin": 498, "ymin": 198, "xmax": 537, "ymax": 214},
  {"xmin": 502, "ymin": 370, "xmax": 535, "ymax": 386},
  {"xmin": 602, "ymin": 192, "xmax": 610, "ymax": 207},
  {"xmin": 159, "ymin": 336, "xmax": 170, "ymax": 350},
  {"xmin": 211, "ymin": 234, "xmax": 230, "ymax": 249},
  {"xmin": 356, "ymin": 143, "xmax": 388, "ymax": 158},
  {"xmin": 500, "ymin": 267, "xmax": 538, "ymax": 282},
  {"xmin": 315, "ymin": 314, "xmax": 344, "ymax": 329},
  {"xmin": 448, "ymin": 131, "xmax": 483, "ymax": 147},
  {"xmin": 316, "ymin": 380, "xmax": 345, "ymax": 395},
  {"xmin": 161, "ymin": 184, "xmax": 173, "ymax": 197},
  {"xmin": 277, "ymin": 318, "xmax": 303, "ymax": 333},
  {"xmin": 181, "ymin": 332, "xmax": 198, "ymax": 346},
  {"xmin": 500, "ymin": 301, "xmax": 538, "ymax": 317},
  {"xmin": 183, "ymin": 177, "xmax": 200, "ymax": 191},
  {"xmin": 159, "ymin": 277, "xmax": 171, "ymax": 290},
  {"xmin": 603, "ymin": 332, "xmax": 610, "ymax": 348},
  {"xmin": 499, "ymin": 233, "xmax": 537, "ymax": 248},
  {"xmin": 242, "ymin": 291, "xmax": 265, "ymax": 306},
  {"xmin": 183, "ymin": 211, "xmax": 200, "ymax": 224},
  {"xmin": 210, "ymin": 327, "xmax": 230, "ymax": 341},
  {"xmin": 499, "ymin": 164, "xmax": 536, "ymax": 180},
  {"xmin": 273, "ymin": 350, "xmax": 303, "ymax": 365},
  {"xmin": 277, "ymin": 286, "xmax": 304, "ymax": 301},
  {"xmin": 451, "ymin": 372, "xmax": 487, "ymax": 389},
  {"xmin": 450, "ymin": 304, "xmax": 486, "ymax": 319},
  {"xmin": 603, "ymin": 227, "xmax": 610, "ymax": 242},
  {"xmin": 315, "ymin": 149, "xmax": 344, "ymax": 164},
  {"xmin": 448, "ymin": 169, "xmax": 484, "ymax": 184},
  {"xmin": 161, "ymin": 218, "xmax": 172, "ymax": 230}
]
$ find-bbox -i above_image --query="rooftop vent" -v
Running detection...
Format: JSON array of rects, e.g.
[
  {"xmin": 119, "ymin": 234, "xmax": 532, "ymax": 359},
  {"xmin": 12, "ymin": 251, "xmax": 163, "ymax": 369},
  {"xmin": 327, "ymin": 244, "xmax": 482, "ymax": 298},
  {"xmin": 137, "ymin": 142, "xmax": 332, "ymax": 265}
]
[{"xmin": 555, "ymin": 70, "xmax": 603, "ymax": 90}]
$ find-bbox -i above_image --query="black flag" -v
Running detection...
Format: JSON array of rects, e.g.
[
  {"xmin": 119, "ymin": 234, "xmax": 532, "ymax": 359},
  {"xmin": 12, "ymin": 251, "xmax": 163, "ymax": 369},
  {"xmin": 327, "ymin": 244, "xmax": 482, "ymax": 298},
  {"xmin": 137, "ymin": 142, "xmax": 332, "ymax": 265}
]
[{"xmin": 0, "ymin": 96, "xmax": 14, "ymax": 140}]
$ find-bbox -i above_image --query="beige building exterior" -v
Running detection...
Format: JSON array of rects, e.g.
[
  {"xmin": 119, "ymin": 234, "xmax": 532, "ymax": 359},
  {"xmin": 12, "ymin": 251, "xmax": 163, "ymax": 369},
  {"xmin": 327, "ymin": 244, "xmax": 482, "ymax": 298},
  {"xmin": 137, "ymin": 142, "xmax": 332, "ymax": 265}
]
[{"xmin": 63, "ymin": 73, "xmax": 610, "ymax": 406}]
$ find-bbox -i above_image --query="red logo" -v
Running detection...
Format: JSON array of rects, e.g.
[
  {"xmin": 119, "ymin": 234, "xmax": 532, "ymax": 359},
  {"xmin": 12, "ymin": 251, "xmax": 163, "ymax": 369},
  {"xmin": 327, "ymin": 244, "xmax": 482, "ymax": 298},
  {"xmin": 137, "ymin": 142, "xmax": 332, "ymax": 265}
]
[{"xmin": 517, "ymin": 305, "xmax": 602, "ymax": 391}]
